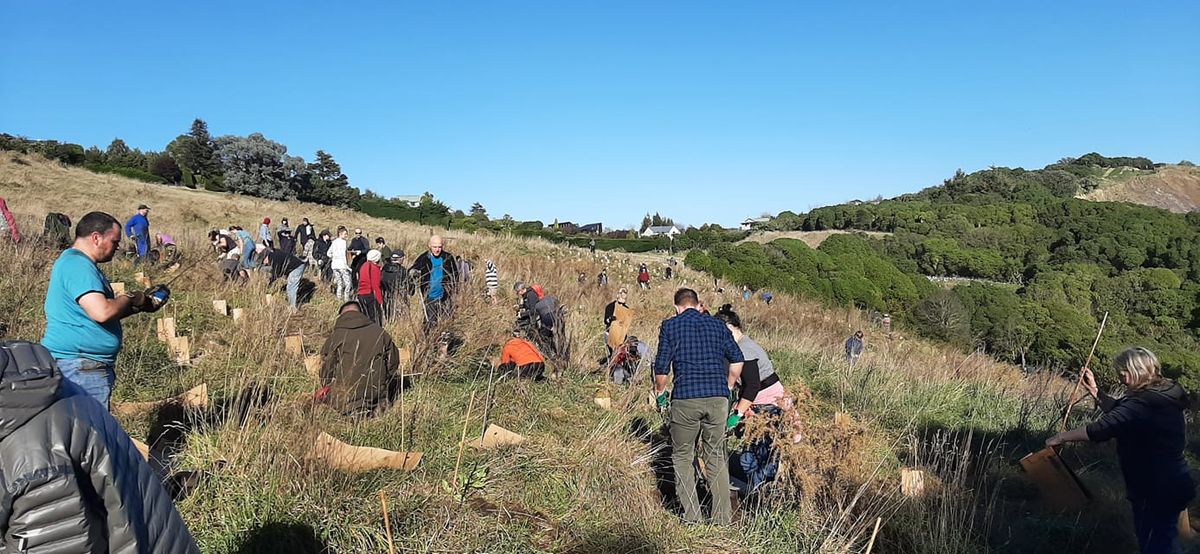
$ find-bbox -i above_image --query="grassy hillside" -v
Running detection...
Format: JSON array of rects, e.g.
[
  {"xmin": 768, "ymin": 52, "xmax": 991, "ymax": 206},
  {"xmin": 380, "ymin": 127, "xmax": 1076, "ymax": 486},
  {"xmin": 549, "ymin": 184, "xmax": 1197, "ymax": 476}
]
[{"xmin": 0, "ymin": 152, "xmax": 1184, "ymax": 553}]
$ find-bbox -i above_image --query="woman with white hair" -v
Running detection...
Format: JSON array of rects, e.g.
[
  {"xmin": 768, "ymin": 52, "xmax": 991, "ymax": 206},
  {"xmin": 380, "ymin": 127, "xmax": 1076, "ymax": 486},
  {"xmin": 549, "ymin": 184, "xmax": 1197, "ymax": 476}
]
[
  {"xmin": 1047, "ymin": 347, "xmax": 1194, "ymax": 553},
  {"xmin": 356, "ymin": 249, "xmax": 385, "ymax": 325}
]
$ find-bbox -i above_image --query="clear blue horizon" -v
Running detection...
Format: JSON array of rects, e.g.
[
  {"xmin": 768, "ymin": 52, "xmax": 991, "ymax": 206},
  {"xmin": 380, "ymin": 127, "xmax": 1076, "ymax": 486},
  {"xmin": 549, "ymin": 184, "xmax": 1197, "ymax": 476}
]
[{"xmin": 2, "ymin": 1, "xmax": 1197, "ymax": 228}]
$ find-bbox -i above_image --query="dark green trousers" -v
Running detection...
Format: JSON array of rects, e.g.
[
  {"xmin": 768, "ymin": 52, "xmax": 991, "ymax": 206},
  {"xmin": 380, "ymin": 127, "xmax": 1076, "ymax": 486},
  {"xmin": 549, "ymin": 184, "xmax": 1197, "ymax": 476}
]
[{"xmin": 669, "ymin": 396, "xmax": 731, "ymax": 524}]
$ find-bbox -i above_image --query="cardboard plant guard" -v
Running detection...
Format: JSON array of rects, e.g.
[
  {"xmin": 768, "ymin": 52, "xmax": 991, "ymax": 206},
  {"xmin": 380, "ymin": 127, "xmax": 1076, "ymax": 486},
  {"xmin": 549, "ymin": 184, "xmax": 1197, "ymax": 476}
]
[
  {"xmin": 304, "ymin": 355, "xmax": 321, "ymax": 377},
  {"xmin": 309, "ymin": 432, "xmax": 422, "ymax": 472},
  {"xmin": 1019, "ymin": 447, "xmax": 1090, "ymax": 511},
  {"xmin": 469, "ymin": 423, "xmax": 526, "ymax": 449},
  {"xmin": 285, "ymin": 334, "xmax": 304, "ymax": 356},
  {"xmin": 111, "ymin": 282, "xmax": 126, "ymax": 295},
  {"xmin": 212, "ymin": 299, "xmax": 228, "ymax": 316},
  {"xmin": 114, "ymin": 383, "xmax": 209, "ymax": 416},
  {"xmin": 900, "ymin": 468, "xmax": 926, "ymax": 498}
]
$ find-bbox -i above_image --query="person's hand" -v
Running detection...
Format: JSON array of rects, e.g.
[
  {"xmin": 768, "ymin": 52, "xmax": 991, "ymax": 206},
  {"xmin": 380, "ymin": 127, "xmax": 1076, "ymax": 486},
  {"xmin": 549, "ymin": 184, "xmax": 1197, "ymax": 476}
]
[
  {"xmin": 144, "ymin": 285, "xmax": 171, "ymax": 311},
  {"xmin": 126, "ymin": 291, "xmax": 155, "ymax": 313},
  {"xmin": 726, "ymin": 410, "xmax": 743, "ymax": 431},
  {"xmin": 1080, "ymin": 367, "xmax": 1098, "ymax": 398},
  {"xmin": 655, "ymin": 390, "xmax": 670, "ymax": 412},
  {"xmin": 1045, "ymin": 433, "xmax": 1065, "ymax": 448}
]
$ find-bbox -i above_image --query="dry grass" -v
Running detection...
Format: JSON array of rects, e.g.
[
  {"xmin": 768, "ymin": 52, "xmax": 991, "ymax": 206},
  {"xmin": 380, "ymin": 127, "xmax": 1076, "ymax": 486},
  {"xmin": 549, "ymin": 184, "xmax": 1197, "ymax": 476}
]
[
  {"xmin": 0, "ymin": 153, "xmax": 1148, "ymax": 553},
  {"xmin": 740, "ymin": 230, "xmax": 893, "ymax": 249}
]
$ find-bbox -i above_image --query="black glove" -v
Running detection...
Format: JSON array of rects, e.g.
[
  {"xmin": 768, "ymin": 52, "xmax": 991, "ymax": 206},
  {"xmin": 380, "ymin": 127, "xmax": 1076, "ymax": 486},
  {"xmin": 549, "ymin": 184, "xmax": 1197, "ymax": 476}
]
[{"xmin": 144, "ymin": 284, "xmax": 171, "ymax": 311}]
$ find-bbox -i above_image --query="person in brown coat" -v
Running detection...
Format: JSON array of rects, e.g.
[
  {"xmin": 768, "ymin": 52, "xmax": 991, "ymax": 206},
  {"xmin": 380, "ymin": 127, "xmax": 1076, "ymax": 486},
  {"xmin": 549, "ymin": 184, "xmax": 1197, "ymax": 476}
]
[{"xmin": 317, "ymin": 301, "xmax": 402, "ymax": 417}]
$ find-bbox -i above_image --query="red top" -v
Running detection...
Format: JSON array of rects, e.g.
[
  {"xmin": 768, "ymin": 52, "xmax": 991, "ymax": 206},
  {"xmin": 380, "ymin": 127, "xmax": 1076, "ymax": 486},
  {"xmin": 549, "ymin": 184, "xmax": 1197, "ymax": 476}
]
[
  {"xmin": 0, "ymin": 198, "xmax": 20, "ymax": 242},
  {"xmin": 357, "ymin": 261, "xmax": 383, "ymax": 303}
]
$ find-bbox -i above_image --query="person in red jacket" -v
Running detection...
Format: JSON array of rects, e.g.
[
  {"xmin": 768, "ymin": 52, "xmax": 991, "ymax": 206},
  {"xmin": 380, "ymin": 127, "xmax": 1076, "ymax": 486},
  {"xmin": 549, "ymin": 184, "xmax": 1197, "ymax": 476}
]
[
  {"xmin": 357, "ymin": 249, "xmax": 384, "ymax": 324},
  {"xmin": 0, "ymin": 197, "xmax": 21, "ymax": 243},
  {"xmin": 498, "ymin": 331, "xmax": 545, "ymax": 381}
]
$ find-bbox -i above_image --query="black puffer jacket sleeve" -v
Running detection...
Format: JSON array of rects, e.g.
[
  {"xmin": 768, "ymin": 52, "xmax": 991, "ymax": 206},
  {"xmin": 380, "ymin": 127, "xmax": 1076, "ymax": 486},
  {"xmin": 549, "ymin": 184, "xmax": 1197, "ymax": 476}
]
[{"xmin": 3, "ymin": 396, "xmax": 199, "ymax": 553}]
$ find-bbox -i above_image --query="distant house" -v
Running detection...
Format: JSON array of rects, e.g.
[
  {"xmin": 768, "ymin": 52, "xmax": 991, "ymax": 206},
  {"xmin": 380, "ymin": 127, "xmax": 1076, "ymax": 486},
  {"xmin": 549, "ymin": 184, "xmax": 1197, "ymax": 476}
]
[
  {"xmin": 640, "ymin": 225, "xmax": 682, "ymax": 238},
  {"xmin": 847, "ymin": 199, "xmax": 864, "ymax": 207},
  {"xmin": 740, "ymin": 217, "xmax": 771, "ymax": 231},
  {"xmin": 393, "ymin": 195, "xmax": 422, "ymax": 208},
  {"xmin": 578, "ymin": 223, "xmax": 603, "ymax": 235}
]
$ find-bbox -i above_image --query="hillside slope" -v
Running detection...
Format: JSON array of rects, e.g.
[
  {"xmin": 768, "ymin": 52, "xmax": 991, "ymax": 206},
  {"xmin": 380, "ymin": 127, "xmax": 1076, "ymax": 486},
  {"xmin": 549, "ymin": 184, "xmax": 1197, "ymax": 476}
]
[
  {"xmin": 1082, "ymin": 164, "xmax": 1200, "ymax": 212},
  {"xmin": 0, "ymin": 153, "xmax": 1147, "ymax": 553}
]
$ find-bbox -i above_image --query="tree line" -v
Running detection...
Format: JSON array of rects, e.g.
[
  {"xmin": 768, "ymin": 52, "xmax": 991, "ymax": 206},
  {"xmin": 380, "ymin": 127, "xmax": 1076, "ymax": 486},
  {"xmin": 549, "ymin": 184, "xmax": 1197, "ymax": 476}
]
[{"xmin": 693, "ymin": 154, "xmax": 1200, "ymax": 389}]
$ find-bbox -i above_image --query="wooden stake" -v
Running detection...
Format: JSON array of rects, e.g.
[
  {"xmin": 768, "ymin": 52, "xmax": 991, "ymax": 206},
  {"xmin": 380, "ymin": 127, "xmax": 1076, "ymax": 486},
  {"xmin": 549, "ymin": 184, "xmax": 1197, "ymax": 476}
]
[
  {"xmin": 1061, "ymin": 312, "xmax": 1109, "ymax": 430},
  {"xmin": 380, "ymin": 491, "xmax": 396, "ymax": 554},
  {"xmin": 452, "ymin": 391, "xmax": 476, "ymax": 490},
  {"xmin": 865, "ymin": 517, "xmax": 882, "ymax": 554}
]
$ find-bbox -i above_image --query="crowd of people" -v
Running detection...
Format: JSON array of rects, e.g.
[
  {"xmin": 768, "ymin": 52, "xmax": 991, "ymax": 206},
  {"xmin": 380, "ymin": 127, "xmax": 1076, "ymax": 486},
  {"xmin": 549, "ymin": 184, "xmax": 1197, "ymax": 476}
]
[{"xmin": 0, "ymin": 202, "xmax": 1192, "ymax": 553}]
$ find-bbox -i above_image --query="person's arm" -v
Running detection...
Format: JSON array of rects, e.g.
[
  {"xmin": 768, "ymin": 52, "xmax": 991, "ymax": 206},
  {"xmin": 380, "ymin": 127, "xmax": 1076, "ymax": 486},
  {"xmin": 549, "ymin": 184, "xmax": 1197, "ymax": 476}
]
[
  {"xmin": 736, "ymin": 358, "xmax": 761, "ymax": 413},
  {"xmin": 78, "ymin": 291, "xmax": 139, "ymax": 323},
  {"xmin": 1045, "ymin": 426, "xmax": 1090, "ymax": 446},
  {"xmin": 372, "ymin": 266, "xmax": 383, "ymax": 303},
  {"xmin": 652, "ymin": 322, "xmax": 672, "ymax": 395},
  {"xmin": 604, "ymin": 303, "xmax": 616, "ymax": 327}
]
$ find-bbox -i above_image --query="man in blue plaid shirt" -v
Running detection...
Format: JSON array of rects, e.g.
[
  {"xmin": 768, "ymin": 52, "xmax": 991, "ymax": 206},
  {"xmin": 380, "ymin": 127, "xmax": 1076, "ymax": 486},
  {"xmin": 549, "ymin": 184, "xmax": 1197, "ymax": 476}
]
[{"xmin": 653, "ymin": 288, "xmax": 744, "ymax": 525}]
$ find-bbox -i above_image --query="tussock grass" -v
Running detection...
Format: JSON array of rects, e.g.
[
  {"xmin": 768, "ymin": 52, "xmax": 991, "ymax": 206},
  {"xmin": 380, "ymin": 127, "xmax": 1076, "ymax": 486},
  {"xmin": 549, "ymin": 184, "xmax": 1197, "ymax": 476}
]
[{"xmin": 0, "ymin": 153, "xmax": 1172, "ymax": 553}]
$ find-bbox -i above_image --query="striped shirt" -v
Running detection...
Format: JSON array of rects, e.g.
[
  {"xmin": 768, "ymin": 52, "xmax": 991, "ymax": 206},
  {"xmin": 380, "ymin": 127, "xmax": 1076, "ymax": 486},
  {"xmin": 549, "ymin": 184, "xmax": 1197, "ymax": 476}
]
[{"xmin": 485, "ymin": 261, "xmax": 499, "ymax": 290}]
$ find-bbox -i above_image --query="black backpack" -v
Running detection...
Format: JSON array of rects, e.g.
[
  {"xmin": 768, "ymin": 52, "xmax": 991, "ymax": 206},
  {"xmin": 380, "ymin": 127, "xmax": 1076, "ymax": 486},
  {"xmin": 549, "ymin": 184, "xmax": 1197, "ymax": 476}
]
[{"xmin": 43, "ymin": 213, "xmax": 72, "ymax": 250}]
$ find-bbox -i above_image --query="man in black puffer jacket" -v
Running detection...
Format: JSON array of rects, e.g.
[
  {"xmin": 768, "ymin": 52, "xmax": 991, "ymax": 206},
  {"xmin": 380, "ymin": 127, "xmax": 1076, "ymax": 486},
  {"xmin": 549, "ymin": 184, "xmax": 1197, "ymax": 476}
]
[{"xmin": 0, "ymin": 340, "xmax": 198, "ymax": 553}]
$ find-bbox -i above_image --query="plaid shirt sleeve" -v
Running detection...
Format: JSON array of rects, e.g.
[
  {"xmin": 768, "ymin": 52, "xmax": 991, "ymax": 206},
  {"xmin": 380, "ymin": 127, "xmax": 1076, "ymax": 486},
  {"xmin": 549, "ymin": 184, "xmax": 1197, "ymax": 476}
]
[{"xmin": 653, "ymin": 320, "xmax": 673, "ymax": 375}]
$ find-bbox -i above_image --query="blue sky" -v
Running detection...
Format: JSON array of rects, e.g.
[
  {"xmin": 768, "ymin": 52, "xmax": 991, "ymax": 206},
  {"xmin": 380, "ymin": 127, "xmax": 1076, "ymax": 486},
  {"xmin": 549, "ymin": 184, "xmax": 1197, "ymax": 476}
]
[{"xmin": 2, "ymin": 1, "xmax": 1197, "ymax": 228}]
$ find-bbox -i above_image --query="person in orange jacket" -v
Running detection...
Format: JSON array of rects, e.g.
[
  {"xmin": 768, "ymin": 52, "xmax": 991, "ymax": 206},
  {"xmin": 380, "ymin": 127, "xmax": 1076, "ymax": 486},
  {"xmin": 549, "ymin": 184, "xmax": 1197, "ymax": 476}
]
[{"xmin": 498, "ymin": 331, "xmax": 545, "ymax": 381}]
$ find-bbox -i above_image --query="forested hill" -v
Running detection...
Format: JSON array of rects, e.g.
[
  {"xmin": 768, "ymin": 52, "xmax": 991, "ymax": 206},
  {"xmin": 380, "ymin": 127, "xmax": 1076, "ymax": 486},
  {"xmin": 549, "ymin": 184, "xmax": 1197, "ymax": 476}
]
[{"xmin": 687, "ymin": 153, "xmax": 1200, "ymax": 389}]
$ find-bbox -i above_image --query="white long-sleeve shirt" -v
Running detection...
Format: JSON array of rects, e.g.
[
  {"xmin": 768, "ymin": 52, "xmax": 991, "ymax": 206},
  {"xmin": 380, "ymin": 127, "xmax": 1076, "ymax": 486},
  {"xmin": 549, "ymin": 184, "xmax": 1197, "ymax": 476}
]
[{"xmin": 328, "ymin": 237, "xmax": 349, "ymax": 270}]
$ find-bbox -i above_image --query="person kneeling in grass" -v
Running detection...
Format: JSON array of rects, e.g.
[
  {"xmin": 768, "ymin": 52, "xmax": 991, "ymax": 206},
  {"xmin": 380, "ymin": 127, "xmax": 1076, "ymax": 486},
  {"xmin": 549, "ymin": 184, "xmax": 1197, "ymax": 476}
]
[
  {"xmin": 1047, "ymin": 347, "xmax": 1194, "ymax": 554},
  {"xmin": 316, "ymin": 301, "xmax": 403, "ymax": 418},
  {"xmin": 497, "ymin": 329, "xmax": 546, "ymax": 381}
]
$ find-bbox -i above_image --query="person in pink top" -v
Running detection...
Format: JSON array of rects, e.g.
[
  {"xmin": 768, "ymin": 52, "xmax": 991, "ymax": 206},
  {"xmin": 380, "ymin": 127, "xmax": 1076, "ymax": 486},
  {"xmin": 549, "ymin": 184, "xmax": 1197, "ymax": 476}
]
[{"xmin": 0, "ymin": 197, "xmax": 21, "ymax": 242}]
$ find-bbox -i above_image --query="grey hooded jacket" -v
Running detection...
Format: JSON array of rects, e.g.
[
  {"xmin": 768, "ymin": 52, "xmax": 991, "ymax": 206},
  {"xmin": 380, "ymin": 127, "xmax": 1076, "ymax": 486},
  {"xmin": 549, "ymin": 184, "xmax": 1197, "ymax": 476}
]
[{"xmin": 0, "ymin": 341, "xmax": 198, "ymax": 553}]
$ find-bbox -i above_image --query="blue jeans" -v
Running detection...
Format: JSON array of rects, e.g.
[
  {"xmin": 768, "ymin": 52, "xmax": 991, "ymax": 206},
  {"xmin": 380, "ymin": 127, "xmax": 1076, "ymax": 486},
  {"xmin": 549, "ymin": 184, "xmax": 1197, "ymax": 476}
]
[
  {"xmin": 242, "ymin": 242, "xmax": 257, "ymax": 269},
  {"xmin": 56, "ymin": 357, "xmax": 116, "ymax": 409},
  {"xmin": 287, "ymin": 263, "xmax": 306, "ymax": 307}
]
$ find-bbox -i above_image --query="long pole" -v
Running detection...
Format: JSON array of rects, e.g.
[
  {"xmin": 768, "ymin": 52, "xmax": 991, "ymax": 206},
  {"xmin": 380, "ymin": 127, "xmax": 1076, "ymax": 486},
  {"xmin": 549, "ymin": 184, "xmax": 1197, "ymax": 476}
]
[
  {"xmin": 453, "ymin": 391, "xmax": 476, "ymax": 490},
  {"xmin": 1061, "ymin": 312, "xmax": 1109, "ymax": 430}
]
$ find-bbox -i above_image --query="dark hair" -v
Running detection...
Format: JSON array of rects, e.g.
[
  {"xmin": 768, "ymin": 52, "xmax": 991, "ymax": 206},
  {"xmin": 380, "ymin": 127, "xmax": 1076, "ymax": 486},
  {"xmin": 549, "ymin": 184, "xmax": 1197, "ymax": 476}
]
[
  {"xmin": 375, "ymin": 237, "xmax": 385, "ymax": 244},
  {"xmin": 337, "ymin": 226, "xmax": 347, "ymax": 234},
  {"xmin": 75, "ymin": 211, "xmax": 120, "ymax": 239},
  {"xmin": 713, "ymin": 304, "xmax": 741, "ymax": 329},
  {"xmin": 673, "ymin": 288, "xmax": 699, "ymax": 307},
  {"xmin": 338, "ymin": 301, "xmax": 361, "ymax": 313}
]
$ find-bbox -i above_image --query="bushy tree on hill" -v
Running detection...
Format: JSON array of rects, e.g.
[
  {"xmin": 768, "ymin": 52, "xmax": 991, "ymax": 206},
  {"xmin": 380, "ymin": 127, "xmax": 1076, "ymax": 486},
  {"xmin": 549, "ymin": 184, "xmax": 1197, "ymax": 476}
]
[{"xmin": 213, "ymin": 133, "xmax": 306, "ymax": 200}]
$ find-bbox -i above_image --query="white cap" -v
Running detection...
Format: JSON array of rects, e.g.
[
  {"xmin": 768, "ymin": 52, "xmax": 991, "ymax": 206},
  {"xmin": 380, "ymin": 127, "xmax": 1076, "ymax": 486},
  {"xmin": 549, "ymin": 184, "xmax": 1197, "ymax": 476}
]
[{"xmin": 367, "ymin": 249, "xmax": 382, "ymax": 263}]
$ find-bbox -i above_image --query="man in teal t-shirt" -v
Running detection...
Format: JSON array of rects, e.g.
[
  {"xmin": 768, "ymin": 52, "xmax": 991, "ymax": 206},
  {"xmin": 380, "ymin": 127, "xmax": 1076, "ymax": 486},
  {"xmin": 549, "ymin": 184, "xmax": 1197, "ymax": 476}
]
[
  {"xmin": 409, "ymin": 235, "xmax": 459, "ymax": 333},
  {"xmin": 42, "ymin": 212, "xmax": 167, "ymax": 409}
]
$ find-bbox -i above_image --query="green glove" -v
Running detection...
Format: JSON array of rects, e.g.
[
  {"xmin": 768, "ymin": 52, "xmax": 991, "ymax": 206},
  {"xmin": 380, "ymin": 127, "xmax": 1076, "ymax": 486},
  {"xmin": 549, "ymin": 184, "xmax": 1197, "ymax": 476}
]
[
  {"xmin": 726, "ymin": 410, "xmax": 743, "ymax": 430},
  {"xmin": 656, "ymin": 390, "xmax": 670, "ymax": 411}
]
